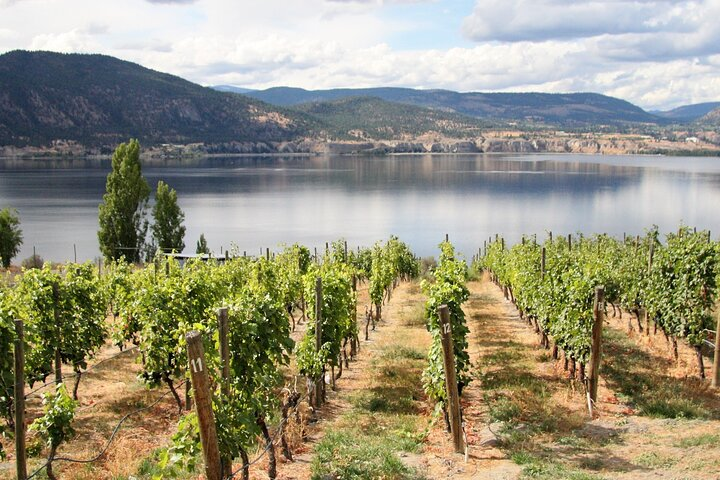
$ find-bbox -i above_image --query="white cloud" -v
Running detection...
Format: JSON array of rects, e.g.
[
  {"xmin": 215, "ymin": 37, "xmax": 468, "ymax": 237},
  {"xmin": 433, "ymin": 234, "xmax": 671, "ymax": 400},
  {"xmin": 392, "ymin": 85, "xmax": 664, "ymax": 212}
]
[
  {"xmin": 29, "ymin": 29, "xmax": 101, "ymax": 53},
  {"xmin": 462, "ymin": 0, "xmax": 698, "ymax": 42},
  {"xmin": 145, "ymin": 0, "xmax": 196, "ymax": 4}
]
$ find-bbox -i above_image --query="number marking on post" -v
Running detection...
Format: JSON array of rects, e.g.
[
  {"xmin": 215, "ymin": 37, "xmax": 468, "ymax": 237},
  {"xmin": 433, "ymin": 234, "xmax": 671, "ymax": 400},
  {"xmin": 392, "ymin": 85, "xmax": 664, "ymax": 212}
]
[
  {"xmin": 191, "ymin": 357, "xmax": 203, "ymax": 373},
  {"xmin": 443, "ymin": 322, "xmax": 451, "ymax": 335}
]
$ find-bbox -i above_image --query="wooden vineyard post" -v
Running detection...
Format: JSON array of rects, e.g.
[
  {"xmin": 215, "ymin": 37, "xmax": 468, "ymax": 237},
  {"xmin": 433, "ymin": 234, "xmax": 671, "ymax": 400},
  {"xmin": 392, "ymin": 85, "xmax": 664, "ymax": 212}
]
[
  {"xmin": 185, "ymin": 331, "xmax": 222, "ymax": 480},
  {"xmin": 344, "ymin": 240, "xmax": 348, "ymax": 263},
  {"xmin": 648, "ymin": 241, "xmax": 654, "ymax": 271},
  {"xmin": 315, "ymin": 277, "xmax": 324, "ymax": 408},
  {"xmin": 15, "ymin": 319, "xmax": 27, "ymax": 480},
  {"xmin": 52, "ymin": 283, "xmax": 62, "ymax": 386},
  {"xmin": 587, "ymin": 286, "xmax": 605, "ymax": 415},
  {"xmin": 218, "ymin": 308, "xmax": 230, "ymax": 397},
  {"xmin": 217, "ymin": 307, "xmax": 231, "ymax": 477},
  {"xmin": 712, "ymin": 311, "xmax": 720, "ymax": 388},
  {"xmin": 438, "ymin": 305, "xmax": 464, "ymax": 454},
  {"xmin": 541, "ymin": 247, "xmax": 546, "ymax": 280}
]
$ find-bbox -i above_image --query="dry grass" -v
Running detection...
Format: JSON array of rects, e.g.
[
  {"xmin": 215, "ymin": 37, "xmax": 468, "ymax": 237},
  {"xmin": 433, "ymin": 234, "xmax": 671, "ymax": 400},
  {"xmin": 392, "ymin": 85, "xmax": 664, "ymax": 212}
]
[
  {"xmin": 471, "ymin": 272, "xmax": 720, "ymax": 480},
  {"xmin": 0, "ymin": 340, "xmax": 184, "ymax": 480}
]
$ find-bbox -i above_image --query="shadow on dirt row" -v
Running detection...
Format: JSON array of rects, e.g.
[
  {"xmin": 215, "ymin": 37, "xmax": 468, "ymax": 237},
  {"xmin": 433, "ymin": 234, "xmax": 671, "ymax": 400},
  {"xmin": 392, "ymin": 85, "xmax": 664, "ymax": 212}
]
[{"xmin": 600, "ymin": 327, "xmax": 720, "ymax": 420}]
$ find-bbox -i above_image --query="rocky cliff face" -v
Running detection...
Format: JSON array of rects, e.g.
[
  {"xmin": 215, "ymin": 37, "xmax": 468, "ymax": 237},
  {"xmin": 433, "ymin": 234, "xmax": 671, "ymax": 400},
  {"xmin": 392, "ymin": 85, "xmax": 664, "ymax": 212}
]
[{"xmin": 301, "ymin": 133, "xmax": 719, "ymax": 156}]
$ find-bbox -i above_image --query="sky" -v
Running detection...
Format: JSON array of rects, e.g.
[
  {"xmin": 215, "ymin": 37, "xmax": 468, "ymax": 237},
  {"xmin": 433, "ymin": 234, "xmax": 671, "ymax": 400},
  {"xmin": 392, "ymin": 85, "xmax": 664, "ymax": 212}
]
[{"xmin": 1, "ymin": 0, "xmax": 719, "ymax": 110}]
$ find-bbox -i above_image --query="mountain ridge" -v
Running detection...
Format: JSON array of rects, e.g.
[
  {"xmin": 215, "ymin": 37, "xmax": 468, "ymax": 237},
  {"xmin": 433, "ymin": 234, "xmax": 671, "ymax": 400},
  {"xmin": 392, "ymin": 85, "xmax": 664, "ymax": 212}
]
[
  {"xmin": 0, "ymin": 50, "xmax": 318, "ymax": 148},
  {"xmin": 293, "ymin": 96, "xmax": 497, "ymax": 141},
  {"xmin": 239, "ymin": 86, "xmax": 664, "ymax": 126},
  {"xmin": 652, "ymin": 102, "xmax": 720, "ymax": 122},
  {"xmin": 0, "ymin": 50, "xmax": 717, "ymax": 155}
]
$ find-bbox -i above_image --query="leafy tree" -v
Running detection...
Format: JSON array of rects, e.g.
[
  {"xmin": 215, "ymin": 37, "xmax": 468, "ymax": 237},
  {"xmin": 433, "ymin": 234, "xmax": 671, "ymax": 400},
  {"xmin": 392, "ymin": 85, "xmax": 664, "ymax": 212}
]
[
  {"xmin": 196, "ymin": 233, "xmax": 209, "ymax": 254},
  {"xmin": 0, "ymin": 208, "xmax": 22, "ymax": 268},
  {"xmin": 98, "ymin": 139, "xmax": 150, "ymax": 263},
  {"xmin": 152, "ymin": 181, "xmax": 186, "ymax": 254}
]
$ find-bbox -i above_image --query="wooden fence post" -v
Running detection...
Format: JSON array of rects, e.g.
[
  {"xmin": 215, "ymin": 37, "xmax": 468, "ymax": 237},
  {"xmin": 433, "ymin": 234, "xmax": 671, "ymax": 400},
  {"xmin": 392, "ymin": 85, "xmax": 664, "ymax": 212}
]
[
  {"xmin": 438, "ymin": 305, "xmax": 464, "ymax": 454},
  {"xmin": 315, "ymin": 277, "xmax": 324, "ymax": 408},
  {"xmin": 588, "ymin": 286, "xmax": 605, "ymax": 413},
  {"xmin": 712, "ymin": 311, "xmax": 720, "ymax": 388},
  {"xmin": 14, "ymin": 319, "xmax": 27, "ymax": 480},
  {"xmin": 185, "ymin": 331, "xmax": 222, "ymax": 480}
]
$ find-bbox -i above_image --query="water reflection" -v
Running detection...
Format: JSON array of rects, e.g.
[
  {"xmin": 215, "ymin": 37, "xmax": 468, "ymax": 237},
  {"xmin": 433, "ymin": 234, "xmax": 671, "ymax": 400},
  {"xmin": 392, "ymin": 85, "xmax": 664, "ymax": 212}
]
[{"xmin": 0, "ymin": 154, "xmax": 719, "ymax": 262}]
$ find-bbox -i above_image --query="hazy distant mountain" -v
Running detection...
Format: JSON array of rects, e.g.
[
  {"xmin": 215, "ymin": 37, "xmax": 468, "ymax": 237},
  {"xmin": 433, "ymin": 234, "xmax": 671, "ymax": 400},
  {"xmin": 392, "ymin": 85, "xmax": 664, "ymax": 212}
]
[
  {"xmin": 699, "ymin": 107, "xmax": 720, "ymax": 125},
  {"xmin": 0, "ymin": 51, "xmax": 316, "ymax": 148},
  {"xmin": 653, "ymin": 102, "xmax": 720, "ymax": 122},
  {"xmin": 294, "ymin": 96, "xmax": 495, "ymax": 140},
  {"xmin": 243, "ymin": 86, "xmax": 662, "ymax": 126},
  {"xmin": 212, "ymin": 85, "xmax": 256, "ymax": 94}
]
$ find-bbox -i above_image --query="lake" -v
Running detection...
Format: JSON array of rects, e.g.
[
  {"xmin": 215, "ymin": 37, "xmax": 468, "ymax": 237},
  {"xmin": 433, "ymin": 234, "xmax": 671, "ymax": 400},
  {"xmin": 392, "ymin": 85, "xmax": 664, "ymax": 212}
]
[{"xmin": 1, "ymin": 153, "xmax": 719, "ymax": 263}]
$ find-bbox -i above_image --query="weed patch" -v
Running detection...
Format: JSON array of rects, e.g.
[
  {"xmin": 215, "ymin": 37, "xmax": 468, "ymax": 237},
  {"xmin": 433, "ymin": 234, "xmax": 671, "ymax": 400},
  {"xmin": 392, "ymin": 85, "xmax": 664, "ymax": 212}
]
[
  {"xmin": 674, "ymin": 433, "xmax": 720, "ymax": 448},
  {"xmin": 601, "ymin": 328, "xmax": 717, "ymax": 419},
  {"xmin": 634, "ymin": 451, "xmax": 677, "ymax": 469}
]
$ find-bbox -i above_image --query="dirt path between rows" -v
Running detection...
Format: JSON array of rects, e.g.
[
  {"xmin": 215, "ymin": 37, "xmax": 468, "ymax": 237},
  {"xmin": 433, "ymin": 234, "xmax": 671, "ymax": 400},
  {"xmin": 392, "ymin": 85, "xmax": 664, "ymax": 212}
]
[
  {"xmin": 468, "ymin": 273, "xmax": 720, "ymax": 480},
  {"xmin": 272, "ymin": 280, "xmax": 432, "ymax": 480}
]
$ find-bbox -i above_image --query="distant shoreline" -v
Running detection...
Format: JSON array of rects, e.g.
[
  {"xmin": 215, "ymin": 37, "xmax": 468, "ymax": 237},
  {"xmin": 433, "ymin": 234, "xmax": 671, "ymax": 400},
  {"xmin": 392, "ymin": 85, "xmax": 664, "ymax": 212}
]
[{"xmin": 1, "ymin": 131, "xmax": 720, "ymax": 162}]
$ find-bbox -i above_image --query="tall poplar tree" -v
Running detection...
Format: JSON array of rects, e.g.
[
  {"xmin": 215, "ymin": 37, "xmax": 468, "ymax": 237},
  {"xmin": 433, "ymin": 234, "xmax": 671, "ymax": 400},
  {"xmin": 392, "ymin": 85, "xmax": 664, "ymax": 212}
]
[
  {"xmin": 0, "ymin": 208, "xmax": 22, "ymax": 268},
  {"xmin": 97, "ymin": 139, "xmax": 150, "ymax": 262},
  {"xmin": 196, "ymin": 233, "xmax": 209, "ymax": 254},
  {"xmin": 151, "ymin": 181, "xmax": 186, "ymax": 253}
]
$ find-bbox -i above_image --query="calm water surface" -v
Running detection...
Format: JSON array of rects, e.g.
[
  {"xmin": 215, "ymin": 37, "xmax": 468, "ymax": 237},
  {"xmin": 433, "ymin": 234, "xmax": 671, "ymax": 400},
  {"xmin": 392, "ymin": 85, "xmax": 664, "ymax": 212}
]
[{"xmin": 1, "ymin": 153, "xmax": 719, "ymax": 262}]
